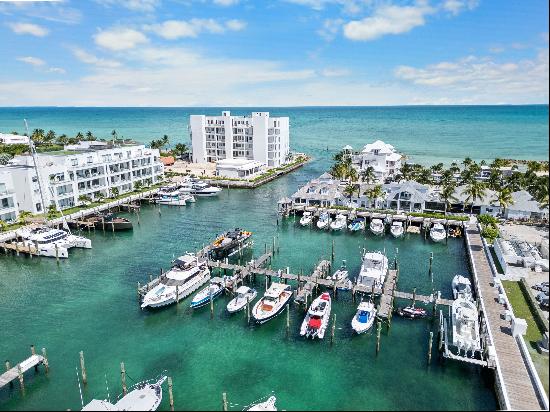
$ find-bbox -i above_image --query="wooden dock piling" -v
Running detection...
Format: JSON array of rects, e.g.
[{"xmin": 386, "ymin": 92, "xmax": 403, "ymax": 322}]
[
  {"xmin": 41, "ymin": 348, "xmax": 48, "ymax": 373},
  {"xmin": 222, "ymin": 392, "xmax": 228, "ymax": 412},
  {"xmin": 168, "ymin": 376, "xmax": 174, "ymax": 411},
  {"xmin": 330, "ymin": 314, "xmax": 336, "ymax": 346},
  {"xmin": 428, "ymin": 331, "xmax": 433, "ymax": 365},
  {"xmin": 79, "ymin": 351, "xmax": 87, "ymax": 384},
  {"xmin": 120, "ymin": 362, "xmax": 127, "ymax": 395},
  {"xmin": 210, "ymin": 291, "xmax": 214, "ymax": 320},
  {"xmin": 376, "ymin": 320, "xmax": 381, "ymax": 355},
  {"xmin": 429, "ymin": 252, "xmax": 433, "ymax": 280},
  {"xmin": 286, "ymin": 304, "xmax": 290, "ymax": 338}
]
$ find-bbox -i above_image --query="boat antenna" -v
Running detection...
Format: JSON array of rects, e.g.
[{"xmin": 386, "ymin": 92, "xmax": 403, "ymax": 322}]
[
  {"xmin": 48, "ymin": 185, "xmax": 73, "ymax": 234},
  {"xmin": 76, "ymin": 366, "xmax": 84, "ymax": 408},
  {"xmin": 25, "ymin": 119, "xmax": 48, "ymax": 224},
  {"xmin": 105, "ymin": 373, "xmax": 111, "ymax": 403}
]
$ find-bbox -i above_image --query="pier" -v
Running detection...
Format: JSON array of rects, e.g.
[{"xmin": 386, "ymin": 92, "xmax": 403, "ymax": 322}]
[
  {"xmin": 465, "ymin": 224, "xmax": 546, "ymax": 410},
  {"xmin": 0, "ymin": 346, "xmax": 48, "ymax": 390}
]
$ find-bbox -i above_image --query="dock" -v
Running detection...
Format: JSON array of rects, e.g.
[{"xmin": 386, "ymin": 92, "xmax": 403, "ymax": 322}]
[
  {"xmin": 465, "ymin": 224, "xmax": 546, "ymax": 410},
  {"xmin": 0, "ymin": 346, "xmax": 48, "ymax": 390}
]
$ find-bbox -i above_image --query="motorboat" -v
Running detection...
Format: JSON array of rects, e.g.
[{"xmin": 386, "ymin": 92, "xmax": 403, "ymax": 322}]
[
  {"xmin": 69, "ymin": 212, "xmax": 133, "ymax": 231},
  {"xmin": 348, "ymin": 217, "xmax": 366, "ymax": 231},
  {"xmin": 141, "ymin": 254, "xmax": 210, "ymax": 309},
  {"xmin": 299, "ymin": 211, "xmax": 313, "ymax": 226},
  {"xmin": 157, "ymin": 193, "xmax": 193, "ymax": 206},
  {"xmin": 430, "ymin": 223, "xmax": 447, "ymax": 242},
  {"xmin": 246, "ymin": 396, "xmax": 277, "ymax": 411},
  {"xmin": 330, "ymin": 260, "xmax": 352, "ymax": 290},
  {"xmin": 181, "ymin": 179, "xmax": 222, "ymax": 197},
  {"xmin": 452, "ymin": 275, "xmax": 473, "ymax": 300},
  {"xmin": 252, "ymin": 283, "xmax": 292, "ymax": 324},
  {"xmin": 390, "ymin": 221, "xmax": 404, "ymax": 238},
  {"xmin": 330, "ymin": 214, "xmax": 347, "ymax": 231},
  {"xmin": 15, "ymin": 226, "xmax": 91, "ymax": 258},
  {"xmin": 209, "ymin": 228, "xmax": 253, "ymax": 260},
  {"xmin": 396, "ymin": 305, "xmax": 428, "ymax": 319},
  {"xmin": 356, "ymin": 251, "xmax": 388, "ymax": 291},
  {"xmin": 157, "ymin": 185, "xmax": 183, "ymax": 196},
  {"xmin": 316, "ymin": 211, "xmax": 330, "ymax": 229},
  {"xmin": 300, "ymin": 292, "xmax": 332, "ymax": 339},
  {"xmin": 190, "ymin": 277, "xmax": 226, "ymax": 308},
  {"xmin": 452, "ymin": 296, "xmax": 481, "ymax": 354},
  {"xmin": 82, "ymin": 374, "xmax": 166, "ymax": 411},
  {"xmin": 351, "ymin": 301, "xmax": 376, "ymax": 334},
  {"xmin": 369, "ymin": 218, "xmax": 385, "ymax": 236},
  {"xmin": 227, "ymin": 286, "xmax": 257, "ymax": 314}
]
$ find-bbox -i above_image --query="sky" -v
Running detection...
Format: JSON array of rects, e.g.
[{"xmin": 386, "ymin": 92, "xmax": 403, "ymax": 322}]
[{"xmin": 0, "ymin": 0, "xmax": 548, "ymax": 106}]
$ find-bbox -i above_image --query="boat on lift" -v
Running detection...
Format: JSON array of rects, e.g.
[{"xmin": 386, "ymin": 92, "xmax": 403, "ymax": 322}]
[
  {"xmin": 252, "ymin": 283, "xmax": 292, "ymax": 324},
  {"xmin": 356, "ymin": 250, "xmax": 388, "ymax": 291},
  {"xmin": 390, "ymin": 221, "xmax": 404, "ymax": 238},
  {"xmin": 369, "ymin": 218, "xmax": 385, "ymax": 236},
  {"xmin": 316, "ymin": 211, "xmax": 330, "ymax": 229},
  {"xmin": 227, "ymin": 286, "xmax": 258, "ymax": 313},
  {"xmin": 330, "ymin": 213, "xmax": 347, "ymax": 231},
  {"xmin": 299, "ymin": 211, "xmax": 313, "ymax": 226},
  {"xmin": 300, "ymin": 292, "xmax": 332, "ymax": 339},
  {"xmin": 190, "ymin": 277, "xmax": 226, "ymax": 309},
  {"xmin": 348, "ymin": 217, "xmax": 366, "ymax": 231},
  {"xmin": 430, "ymin": 223, "xmax": 447, "ymax": 242},
  {"xmin": 330, "ymin": 260, "xmax": 352, "ymax": 290},
  {"xmin": 351, "ymin": 300, "xmax": 376, "ymax": 334},
  {"xmin": 451, "ymin": 296, "xmax": 481, "ymax": 355},
  {"xmin": 452, "ymin": 275, "xmax": 473, "ymax": 300}
]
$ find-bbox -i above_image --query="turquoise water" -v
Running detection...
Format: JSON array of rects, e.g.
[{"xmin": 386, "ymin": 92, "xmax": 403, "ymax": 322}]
[{"xmin": 0, "ymin": 105, "xmax": 548, "ymax": 165}]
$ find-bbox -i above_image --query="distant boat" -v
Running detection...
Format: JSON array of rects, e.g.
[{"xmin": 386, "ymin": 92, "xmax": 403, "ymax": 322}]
[
  {"xmin": 181, "ymin": 179, "xmax": 222, "ymax": 197},
  {"xmin": 299, "ymin": 211, "xmax": 313, "ymax": 226},
  {"xmin": 369, "ymin": 218, "xmax": 385, "ymax": 236},
  {"xmin": 246, "ymin": 396, "xmax": 277, "ymax": 411},
  {"xmin": 157, "ymin": 193, "xmax": 193, "ymax": 206},
  {"xmin": 390, "ymin": 221, "xmax": 404, "ymax": 238},
  {"xmin": 209, "ymin": 228, "xmax": 253, "ymax": 260},
  {"xmin": 348, "ymin": 217, "xmax": 366, "ymax": 231},
  {"xmin": 396, "ymin": 305, "xmax": 428, "ymax": 319},
  {"xmin": 452, "ymin": 275, "xmax": 472, "ymax": 300},
  {"xmin": 430, "ymin": 223, "xmax": 447, "ymax": 242},
  {"xmin": 16, "ymin": 226, "xmax": 91, "ymax": 258},
  {"xmin": 252, "ymin": 283, "xmax": 292, "ymax": 324},
  {"xmin": 300, "ymin": 292, "xmax": 332, "ymax": 339},
  {"xmin": 70, "ymin": 212, "xmax": 133, "ymax": 231},
  {"xmin": 351, "ymin": 301, "xmax": 376, "ymax": 334},
  {"xmin": 190, "ymin": 277, "xmax": 225, "ymax": 308},
  {"xmin": 316, "ymin": 211, "xmax": 330, "ymax": 229},
  {"xmin": 227, "ymin": 286, "xmax": 257, "ymax": 314},
  {"xmin": 82, "ymin": 374, "xmax": 166, "ymax": 411},
  {"xmin": 330, "ymin": 214, "xmax": 347, "ymax": 231}
]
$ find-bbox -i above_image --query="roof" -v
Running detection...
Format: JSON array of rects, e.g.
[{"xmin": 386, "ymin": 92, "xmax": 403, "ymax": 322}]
[
  {"xmin": 454, "ymin": 185, "xmax": 497, "ymax": 206},
  {"xmin": 508, "ymin": 190, "xmax": 548, "ymax": 213},
  {"xmin": 361, "ymin": 140, "xmax": 395, "ymax": 154},
  {"xmin": 342, "ymin": 145, "xmax": 353, "ymax": 151},
  {"xmin": 216, "ymin": 158, "xmax": 264, "ymax": 170}
]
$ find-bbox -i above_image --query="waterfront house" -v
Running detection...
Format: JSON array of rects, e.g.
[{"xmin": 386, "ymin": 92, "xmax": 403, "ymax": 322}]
[
  {"xmin": 0, "ymin": 169, "xmax": 19, "ymax": 222},
  {"xmin": 504, "ymin": 190, "xmax": 549, "ymax": 221},
  {"xmin": 190, "ymin": 111, "xmax": 290, "ymax": 168},
  {"xmin": 215, "ymin": 158, "xmax": 265, "ymax": 179},
  {"xmin": 350, "ymin": 140, "xmax": 402, "ymax": 182},
  {"xmin": 291, "ymin": 173, "xmax": 344, "ymax": 207}
]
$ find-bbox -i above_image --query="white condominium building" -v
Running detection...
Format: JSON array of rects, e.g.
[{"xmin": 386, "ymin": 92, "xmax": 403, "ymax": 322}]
[
  {"xmin": 351, "ymin": 140, "xmax": 402, "ymax": 182},
  {"xmin": 0, "ymin": 169, "xmax": 19, "ymax": 222},
  {"xmin": 190, "ymin": 111, "xmax": 290, "ymax": 167},
  {"xmin": 7, "ymin": 143, "xmax": 164, "ymax": 211}
]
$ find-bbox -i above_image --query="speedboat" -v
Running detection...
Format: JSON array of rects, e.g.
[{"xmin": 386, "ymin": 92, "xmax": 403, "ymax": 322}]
[
  {"xmin": 430, "ymin": 223, "xmax": 447, "ymax": 242},
  {"xmin": 141, "ymin": 254, "xmax": 210, "ymax": 309},
  {"xmin": 299, "ymin": 211, "xmax": 313, "ymax": 226},
  {"xmin": 330, "ymin": 260, "xmax": 352, "ymax": 290},
  {"xmin": 181, "ymin": 179, "xmax": 222, "ymax": 197},
  {"xmin": 369, "ymin": 218, "xmax": 385, "ymax": 236},
  {"xmin": 452, "ymin": 275, "xmax": 473, "ymax": 300},
  {"xmin": 190, "ymin": 277, "xmax": 226, "ymax": 308},
  {"xmin": 452, "ymin": 296, "xmax": 481, "ymax": 355},
  {"xmin": 348, "ymin": 217, "xmax": 366, "ymax": 231},
  {"xmin": 82, "ymin": 374, "xmax": 166, "ymax": 411},
  {"xmin": 16, "ymin": 226, "xmax": 91, "ymax": 258},
  {"xmin": 351, "ymin": 301, "xmax": 376, "ymax": 334},
  {"xmin": 316, "ymin": 211, "xmax": 330, "ymax": 229},
  {"xmin": 330, "ymin": 214, "xmax": 347, "ymax": 231},
  {"xmin": 247, "ymin": 396, "xmax": 277, "ymax": 411},
  {"xmin": 209, "ymin": 228, "xmax": 253, "ymax": 260},
  {"xmin": 356, "ymin": 251, "xmax": 388, "ymax": 291},
  {"xmin": 300, "ymin": 292, "xmax": 331, "ymax": 339},
  {"xmin": 157, "ymin": 193, "xmax": 193, "ymax": 206},
  {"xmin": 390, "ymin": 221, "xmax": 404, "ymax": 238},
  {"xmin": 227, "ymin": 286, "xmax": 257, "ymax": 313},
  {"xmin": 252, "ymin": 282, "xmax": 292, "ymax": 324},
  {"xmin": 397, "ymin": 305, "xmax": 428, "ymax": 319}
]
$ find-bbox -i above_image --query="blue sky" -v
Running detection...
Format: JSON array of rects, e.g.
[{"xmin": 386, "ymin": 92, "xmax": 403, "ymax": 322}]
[{"xmin": 0, "ymin": 0, "xmax": 548, "ymax": 106}]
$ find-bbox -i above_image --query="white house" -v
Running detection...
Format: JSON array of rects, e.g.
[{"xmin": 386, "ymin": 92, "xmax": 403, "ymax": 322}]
[
  {"xmin": 351, "ymin": 140, "xmax": 402, "ymax": 182},
  {"xmin": 504, "ymin": 190, "xmax": 548, "ymax": 221},
  {"xmin": 0, "ymin": 168, "xmax": 19, "ymax": 222},
  {"xmin": 0, "ymin": 133, "xmax": 30, "ymax": 145},
  {"xmin": 215, "ymin": 158, "xmax": 265, "ymax": 179},
  {"xmin": 291, "ymin": 173, "xmax": 344, "ymax": 207},
  {"xmin": 190, "ymin": 111, "xmax": 290, "ymax": 168}
]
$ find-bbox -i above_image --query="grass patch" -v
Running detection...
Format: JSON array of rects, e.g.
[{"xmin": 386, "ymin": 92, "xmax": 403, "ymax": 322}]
[
  {"xmin": 501, "ymin": 280, "xmax": 544, "ymax": 343},
  {"xmin": 409, "ymin": 212, "xmax": 469, "ymax": 221}
]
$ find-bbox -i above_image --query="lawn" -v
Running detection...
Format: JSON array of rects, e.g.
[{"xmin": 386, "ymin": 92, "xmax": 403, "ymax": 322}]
[{"xmin": 502, "ymin": 280, "xmax": 543, "ymax": 343}]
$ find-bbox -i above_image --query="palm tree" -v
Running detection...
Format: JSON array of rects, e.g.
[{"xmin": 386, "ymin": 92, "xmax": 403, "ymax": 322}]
[
  {"xmin": 344, "ymin": 183, "xmax": 356, "ymax": 202},
  {"xmin": 0, "ymin": 220, "xmax": 9, "ymax": 232},
  {"xmin": 440, "ymin": 182, "xmax": 458, "ymax": 217},
  {"xmin": 56, "ymin": 134, "xmax": 69, "ymax": 145},
  {"xmin": 95, "ymin": 193, "xmax": 105, "ymax": 203},
  {"xmin": 78, "ymin": 194, "xmax": 92, "ymax": 205},
  {"xmin": 398, "ymin": 163, "xmax": 414, "ymax": 182},
  {"xmin": 111, "ymin": 130, "xmax": 118, "ymax": 140},
  {"xmin": 449, "ymin": 162, "xmax": 461, "ymax": 175},
  {"xmin": 45, "ymin": 130, "xmax": 56, "ymax": 144},
  {"xmin": 110, "ymin": 187, "xmax": 120, "ymax": 198},
  {"xmin": 330, "ymin": 163, "xmax": 346, "ymax": 180},
  {"xmin": 133, "ymin": 181, "xmax": 143, "ymax": 192},
  {"xmin": 487, "ymin": 167, "xmax": 502, "ymax": 191},
  {"xmin": 430, "ymin": 163, "xmax": 444, "ymax": 174},
  {"xmin": 85, "ymin": 131, "xmax": 95, "ymax": 141},
  {"xmin": 462, "ymin": 157, "xmax": 473, "ymax": 169},
  {"xmin": 494, "ymin": 187, "xmax": 514, "ymax": 217},
  {"xmin": 75, "ymin": 132, "xmax": 84, "ymax": 141},
  {"xmin": 368, "ymin": 185, "xmax": 384, "ymax": 209},
  {"xmin": 347, "ymin": 167, "xmax": 358, "ymax": 183},
  {"xmin": 462, "ymin": 180, "xmax": 487, "ymax": 215},
  {"xmin": 417, "ymin": 167, "xmax": 433, "ymax": 185},
  {"xmin": 505, "ymin": 172, "xmax": 524, "ymax": 192},
  {"xmin": 17, "ymin": 211, "xmax": 32, "ymax": 226},
  {"xmin": 161, "ymin": 135, "xmax": 169, "ymax": 147},
  {"xmin": 173, "ymin": 143, "xmax": 188, "ymax": 158},
  {"xmin": 46, "ymin": 204, "xmax": 58, "ymax": 220},
  {"xmin": 31, "ymin": 129, "xmax": 45, "ymax": 144},
  {"xmin": 360, "ymin": 166, "xmax": 376, "ymax": 184}
]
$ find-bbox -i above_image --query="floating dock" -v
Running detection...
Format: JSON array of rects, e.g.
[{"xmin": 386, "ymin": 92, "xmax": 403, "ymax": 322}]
[{"xmin": 0, "ymin": 346, "xmax": 49, "ymax": 391}]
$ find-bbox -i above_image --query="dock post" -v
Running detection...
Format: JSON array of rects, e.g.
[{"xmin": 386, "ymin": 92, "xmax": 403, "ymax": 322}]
[
  {"xmin": 210, "ymin": 291, "xmax": 214, "ymax": 320},
  {"xmin": 41, "ymin": 348, "xmax": 49, "ymax": 373},
  {"xmin": 168, "ymin": 377, "xmax": 174, "ymax": 411},
  {"xmin": 222, "ymin": 392, "xmax": 228, "ymax": 412},
  {"xmin": 272, "ymin": 237, "xmax": 275, "ymax": 254},
  {"xmin": 55, "ymin": 243, "xmax": 59, "ymax": 263},
  {"xmin": 246, "ymin": 297, "xmax": 250, "ymax": 324},
  {"xmin": 5, "ymin": 361, "xmax": 12, "ymax": 387},
  {"xmin": 429, "ymin": 252, "xmax": 433, "ymax": 280},
  {"xmin": 102, "ymin": 217, "xmax": 105, "ymax": 232},
  {"xmin": 412, "ymin": 287, "xmax": 416, "ymax": 307},
  {"xmin": 330, "ymin": 314, "xmax": 336, "ymax": 346},
  {"xmin": 137, "ymin": 282, "xmax": 141, "ymax": 298},
  {"xmin": 428, "ymin": 331, "xmax": 433, "ymax": 365},
  {"xmin": 376, "ymin": 320, "xmax": 381, "ymax": 355},
  {"xmin": 79, "ymin": 351, "xmax": 87, "ymax": 384},
  {"xmin": 120, "ymin": 362, "xmax": 127, "ymax": 395},
  {"xmin": 30, "ymin": 346, "xmax": 38, "ymax": 371},
  {"xmin": 286, "ymin": 304, "xmax": 290, "ymax": 338},
  {"xmin": 265, "ymin": 276, "xmax": 268, "ymax": 292},
  {"xmin": 15, "ymin": 240, "xmax": 19, "ymax": 256},
  {"xmin": 331, "ymin": 239, "xmax": 335, "ymax": 261},
  {"xmin": 17, "ymin": 364, "xmax": 24, "ymax": 390},
  {"xmin": 264, "ymin": 243, "xmax": 267, "ymax": 254}
]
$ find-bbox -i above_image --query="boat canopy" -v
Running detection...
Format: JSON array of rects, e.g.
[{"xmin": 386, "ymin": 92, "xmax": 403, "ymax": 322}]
[
  {"xmin": 265, "ymin": 283, "xmax": 290, "ymax": 298},
  {"xmin": 236, "ymin": 285, "xmax": 251, "ymax": 294},
  {"xmin": 82, "ymin": 400, "xmax": 118, "ymax": 411},
  {"xmin": 166, "ymin": 265, "xmax": 201, "ymax": 281},
  {"xmin": 358, "ymin": 302, "xmax": 373, "ymax": 311}
]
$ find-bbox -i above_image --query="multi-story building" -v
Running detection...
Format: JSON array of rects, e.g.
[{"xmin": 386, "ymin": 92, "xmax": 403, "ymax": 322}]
[
  {"xmin": 7, "ymin": 143, "xmax": 164, "ymax": 211},
  {"xmin": 190, "ymin": 111, "xmax": 290, "ymax": 168},
  {"xmin": 0, "ymin": 169, "xmax": 19, "ymax": 222},
  {"xmin": 351, "ymin": 140, "xmax": 402, "ymax": 182},
  {"xmin": 0, "ymin": 133, "xmax": 30, "ymax": 145}
]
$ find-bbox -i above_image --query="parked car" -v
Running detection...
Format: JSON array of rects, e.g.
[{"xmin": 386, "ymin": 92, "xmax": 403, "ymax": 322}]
[
  {"xmin": 535, "ymin": 292, "xmax": 548, "ymax": 303},
  {"xmin": 540, "ymin": 296, "xmax": 549, "ymax": 310},
  {"xmin": 532, "ymin": 283, "xmax": 549, "ymax": 294}
]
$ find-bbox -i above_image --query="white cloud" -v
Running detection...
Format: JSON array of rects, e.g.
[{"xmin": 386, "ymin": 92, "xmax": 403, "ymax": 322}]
[
  {"xmin": 17, "ymin": 56, "xmax": 45, "ymax": 66},
  {"xmin": 394, "ymin": 50, "xmax": 549, "ymax": 102},
  {"xmin": 8, "ymin": 22, "xmax": 49, "ymax": 37},
  {"xmin": 48, "ymin": 67, "xmax": 66, "ymax": 74},
  {"xmin": 284, "ymin": 0, "xmax": 362, "ymax": 14},
  {"xmin": 72, "ymin": 47, "xmax": 122, "ymax": 68},
  {"xmin": 317, "ymin": 18, "xmax": 343, "ymax": 41},
  {"xmin": 213, "ymin": 0, "xmax": 240, "ymax": 5},
  {"xmin": 320, "ymin": 68, "xmax": 351, "ymax": 77},
  {"xmin": 343, "ymin": 3, "xmax": 435, "ymax": 41},
  {"xmin": 94, "ymin": 27, "xmax": 148, "ymax": 51},
  {"xmin": 145, "ymin": 19, "xmax": 246, "ymax": 40},
  {"xmin": 95, "ymin": 0, "xmax": 160, "ymax": 12},
  {"xmin": 442, "ymin": 0, "xmax": 479, "ymax": 15}
]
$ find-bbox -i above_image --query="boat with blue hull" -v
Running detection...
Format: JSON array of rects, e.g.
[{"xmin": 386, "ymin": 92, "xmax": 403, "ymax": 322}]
[{"xmin": 190, "ymin": 277, "xmax": 225, "ymax": 308}]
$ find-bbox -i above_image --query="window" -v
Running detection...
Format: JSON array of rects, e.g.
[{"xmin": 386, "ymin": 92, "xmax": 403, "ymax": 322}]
[
  {"xmin": 71, "ymin": 158, "xmax": 78, "ymax": 166},
  {"xmin": 87, "ymin": 156, "xmax": 93, "ymax": 163}
]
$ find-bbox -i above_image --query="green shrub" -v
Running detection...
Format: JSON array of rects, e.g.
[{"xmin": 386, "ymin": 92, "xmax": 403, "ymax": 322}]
[
  {"xmin": 478, "ymin": 214, "xmax": 499, "ymax": 226},
  {"xmin": 481, "ymin": 225, "xmax": 499, "ymax": 241}
]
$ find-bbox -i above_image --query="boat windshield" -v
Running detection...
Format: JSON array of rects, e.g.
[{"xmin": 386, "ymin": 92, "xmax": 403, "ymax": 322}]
[{"xmin": 358, "ymin": 311, "xmax": 370, "ymax": 323}]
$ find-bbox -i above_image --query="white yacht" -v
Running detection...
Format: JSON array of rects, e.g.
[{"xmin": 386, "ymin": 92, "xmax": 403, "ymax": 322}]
[
  {"xmin": 356, "ymin": 251, "xmax": 388, "ymax": 290},
  {"xmin": 451, "ymin": 296, "xmax": 481, "ymax": 354},
  {"xmin": 430, "ymin": 223, "xmax": 447, "ymax": 242},
  {"xmin": 157, "ymin": 193, "xmax": 194, "ymax": 206},
  {"xmin": 16, "ymin": 226, "xmax": 91, "ymax": 258},
  {"xmin": 330, "ymin": 214, "xmax": 347, "ymax": 231},
  {"xmin": 316, "ymin": 211, "xmax": 330, "ymax": 229},
  {"xmin": 141, "ymin": 254, "xmax": 210, "ymax": 309},
  {"xmin": 369, "ymin": 218, "xmax": 385, "ymax": 236},
  {"xmin": 252, "ymin": 283, "xmax": 292, "ymax": 324},
  {"xmin": 227, "ymin": 286, "xmax": 257, "ymax": 314},
  {"xmin": 82, "ymin": 375, "xmax": 166, "ymax": 411},
  {"xmin": 299, "ymin": 211, "xmax": 313, "ymax": 226},
  {"xmin": 390, "ymin": 221, "xmax": 404, "ymax": 238},
  {"xmin": 181, "ymin": 179, "xmax": 222, "ymax": 197},
  {"xmin": 452, "ymin": 275, "xmax": 473, "ymax": 300},
  {"xmin": 351, "ymin": 301, "xmax": 376, "ymax": 334},
  {"xmin": 190, "ymin": 277, "xmax": 226, "ymax": 308},
  {"xmin": 246, "ymin": 396, "xmax": 277, "ymax": 411},
  {"xmin": 300, "ymin": 292, "xmax": 332, "ymax": 339}
]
